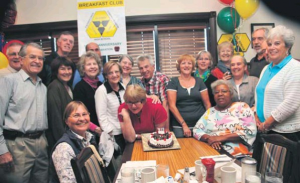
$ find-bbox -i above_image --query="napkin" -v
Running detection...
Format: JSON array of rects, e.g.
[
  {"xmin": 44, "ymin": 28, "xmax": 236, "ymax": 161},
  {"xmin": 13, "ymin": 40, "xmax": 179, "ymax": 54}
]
[
  {"xmin": 148, "ymin": 176, "xmax": 167, "ymax": 183},
  {"xmin": 200, "ymin": 155, "xmax": 232, "ymax": 162}
]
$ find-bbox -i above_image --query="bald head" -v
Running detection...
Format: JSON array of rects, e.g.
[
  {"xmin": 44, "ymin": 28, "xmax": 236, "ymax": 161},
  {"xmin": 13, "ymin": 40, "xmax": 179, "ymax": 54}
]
[{"xmin": 86, "ymin": 42, "xmax": 101, "ymax": 57}]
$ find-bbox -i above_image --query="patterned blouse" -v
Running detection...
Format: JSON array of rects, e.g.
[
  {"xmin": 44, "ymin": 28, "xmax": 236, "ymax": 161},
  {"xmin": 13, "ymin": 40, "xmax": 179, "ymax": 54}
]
[
  {"xmin": 52, "ymin": 131, "xmax": 93, "ymax": 183},
  {"xmin": 193, "ymin": 102, "xmax": 257, "ymax": 155}
]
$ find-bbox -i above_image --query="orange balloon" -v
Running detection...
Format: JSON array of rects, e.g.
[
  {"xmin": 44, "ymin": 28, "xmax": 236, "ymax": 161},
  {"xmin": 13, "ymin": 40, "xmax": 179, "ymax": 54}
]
[{"xmin": 0, "ymin": 52, "xmax": 9, "ymax": 69}]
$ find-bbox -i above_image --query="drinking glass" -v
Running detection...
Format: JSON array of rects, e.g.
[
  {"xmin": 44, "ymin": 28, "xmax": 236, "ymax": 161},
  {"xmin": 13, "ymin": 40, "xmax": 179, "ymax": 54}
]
[
  {"xmin": 245, "ymin": 172, "xmax": 261, "ymax": 183},
  {"xmin": 265, "ymin": 172, "xmax": 283, "ymax": 183},
  {"xmin": 156, "ymin": 164, "xmax": 169, "ymax": 178},
  {"xmin": 121, "ymin": 167, "xmax": 135, "ymax": 183}
]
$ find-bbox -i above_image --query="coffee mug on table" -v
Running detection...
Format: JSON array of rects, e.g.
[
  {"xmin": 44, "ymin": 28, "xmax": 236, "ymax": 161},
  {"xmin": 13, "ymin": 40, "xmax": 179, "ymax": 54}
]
[
  {"xmin": 141, "ymin": 167, "xmax": 156, "ymax": 183},
  {"xmin": 220, "ymin": 166, "xmax": 236, "ymax": 183}
]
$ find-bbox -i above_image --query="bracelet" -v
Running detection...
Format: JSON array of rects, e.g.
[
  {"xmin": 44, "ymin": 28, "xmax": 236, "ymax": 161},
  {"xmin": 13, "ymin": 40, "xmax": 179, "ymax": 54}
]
[
  {"xmin": 180, "ymin": 120, "xmax": 185, "ymax": 125},
  {"xmin": 135, "ymin": 134, "xmax": 138, "ymax": 139}
]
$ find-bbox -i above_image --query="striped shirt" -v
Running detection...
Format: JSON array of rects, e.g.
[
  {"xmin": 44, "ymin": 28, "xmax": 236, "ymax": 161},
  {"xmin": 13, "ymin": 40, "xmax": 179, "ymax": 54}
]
[{"xmin": 255, "ymin": 58, "xmax": 300, "ymax": 133}]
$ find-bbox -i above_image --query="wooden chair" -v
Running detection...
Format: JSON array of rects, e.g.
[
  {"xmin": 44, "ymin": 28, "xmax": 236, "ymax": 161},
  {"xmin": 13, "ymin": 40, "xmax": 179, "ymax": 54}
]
[
  {"xmin": 252, "ymin": 134, "xmax": 300, "ymax": 183},
  {"xmin": 71, "ymin": 145, "xmax": 111, "ymax": 183}
]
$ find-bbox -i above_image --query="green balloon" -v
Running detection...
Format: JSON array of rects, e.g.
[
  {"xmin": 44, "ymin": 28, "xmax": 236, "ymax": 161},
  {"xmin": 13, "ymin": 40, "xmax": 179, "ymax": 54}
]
[{"xmin": 217, "ymin": 7, "xmax": 240, "ymax": 33}]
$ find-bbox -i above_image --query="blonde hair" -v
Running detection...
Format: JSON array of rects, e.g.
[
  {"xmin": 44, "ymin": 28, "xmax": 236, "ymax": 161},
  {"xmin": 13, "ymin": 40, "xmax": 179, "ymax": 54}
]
[
  {"xmin": 176, "ymin": 54, "xmax": 196, "ymax": 72},
  {"xmin": 124, "ymin": 84, "xmax": 147, "ymax": 103},
  {"xmin": 103, "ymin": 60, "xmax": 122, "ymax": 78},
  {"xmin": 217, "ymin": 41, "xmax": 234, "ymax": 55}
]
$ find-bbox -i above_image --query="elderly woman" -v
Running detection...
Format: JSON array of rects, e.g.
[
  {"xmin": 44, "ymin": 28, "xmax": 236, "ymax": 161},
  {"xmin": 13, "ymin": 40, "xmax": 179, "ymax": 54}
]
[
  {"xmin": 211, "ymin": 41, "xmax": 234, "ymax": 79},
  {"xmin": 255, "ymin": 25, "xmax": 300, "ymax": 141},
  {"xmin": 50, "ymin": 101, "xmax": 97, "ymax": 182},
  {"xmin": 167, "ymin": 54, "xmax": 211, "ymax": 138},
  {"xmin": 118, "ymin": 54, "xmax": 144, "ymax": 87},
  {"xmin": 118, "ymin": 84, "xmax": 167, "ymax": 142},
  {"xmin": 47, "ymin": 57, "xmax": 75, "ymax": 151},
  {"xmin": 193, "ymin": 80, "xmax": 257, "ymax": 155},
  {"xmin": 229, "ymin": 55, "xmax": 258, "ymax": 107},
  {"xmin": 95, "ymin": 61, "xmax": 126, "ymax": 151},
  {"xmin": 73, "ymin": 51, "xmax": 103, "ymax": 135},
  {"xmin": 193, "ymin": 50, "xmax": 218, "ymax": 106}
]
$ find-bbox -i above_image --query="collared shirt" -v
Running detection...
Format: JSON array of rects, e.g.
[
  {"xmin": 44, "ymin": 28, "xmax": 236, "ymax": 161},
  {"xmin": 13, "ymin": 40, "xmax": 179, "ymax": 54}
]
[
  {"xmin": 0, "ymin": 65, "xmax": 18, "ymax": 78},
  {"xmin": 249, "ymin": 55, "xmax": 269, "ymax": 78},
  {"xmin": 0, "ymin": 69, "xmax": 48, "ymax": 154},
  {"xmin": 95, "ymin": 82, "xmax": 125, "ymax": 135},
  {"xmin": 141, "ymin": 71, "xmax": 170, "ymax": 102},
  {"xmin": 256, "ymin": 55, "xmax": 292, "ymax": 122},
  {"xmin": 52, "ymin": 131, "xmax": 93, "ymax": 183}
]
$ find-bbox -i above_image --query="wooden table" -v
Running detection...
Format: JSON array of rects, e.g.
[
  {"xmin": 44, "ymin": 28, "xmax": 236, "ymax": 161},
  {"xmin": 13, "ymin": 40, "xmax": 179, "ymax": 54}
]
[{"xmin": 131, "ymin": 137, "xmax": 220, "ymax": 177}]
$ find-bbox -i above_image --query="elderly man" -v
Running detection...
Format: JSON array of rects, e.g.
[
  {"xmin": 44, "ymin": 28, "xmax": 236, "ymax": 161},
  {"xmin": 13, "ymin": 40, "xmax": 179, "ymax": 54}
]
[
  {"xmin": 72, "ymin": 42, "xmax": 104, "ymax": 88},
  {"xmin": 39, "ymin": 31, "xmax": 75, "ymax": 86},
  {"xmin": 0, "ymin": 42, "xmax": 23, "ymax": 78},
  {"xmin": 137, "ymin": 55, "xmax": 170, "ymax": 130},
  {"xmin": 249, "ymin": 28, "xmax": 269, "ymax": 78},
  {"xmin": 0, "ymin": 43, "xmax": 48, "ymax": 183}
]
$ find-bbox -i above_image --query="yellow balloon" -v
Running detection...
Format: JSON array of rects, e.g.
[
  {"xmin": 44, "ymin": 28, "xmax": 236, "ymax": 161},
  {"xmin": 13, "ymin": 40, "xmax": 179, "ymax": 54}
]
[
  {"xmin": 0, "ymin": 52, "xmax": 9, "ymax": 69},
  {"xmin": 235, "ymin": 0, "xmax": 260, "ymax": 20}
]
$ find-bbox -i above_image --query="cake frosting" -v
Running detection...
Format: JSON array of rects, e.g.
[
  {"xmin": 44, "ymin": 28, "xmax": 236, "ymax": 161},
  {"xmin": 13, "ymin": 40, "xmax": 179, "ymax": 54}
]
[{"xmin": 148, "ymin": 128, "xmax": 174, "ymax": 148}]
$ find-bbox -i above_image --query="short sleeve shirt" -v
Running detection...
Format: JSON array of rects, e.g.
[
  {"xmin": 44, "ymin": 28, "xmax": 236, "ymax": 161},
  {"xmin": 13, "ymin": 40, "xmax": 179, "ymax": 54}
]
[
  {"xmin": 166, "ymin": 77, "xmax": 207, "ymax": 127},
  {"xmin": 118, "ymin": 98, "xmax": 167, "ymax": 134}
]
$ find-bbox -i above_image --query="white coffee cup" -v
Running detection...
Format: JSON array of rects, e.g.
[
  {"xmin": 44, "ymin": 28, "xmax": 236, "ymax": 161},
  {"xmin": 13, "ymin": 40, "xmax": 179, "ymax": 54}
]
[
  {"xmin": 141, "ymin": 167, "xmax": 156, "ymax": 183},
  {"xmin": 221, "ymin": 166, "xmax": 236, "ymax": 183}
]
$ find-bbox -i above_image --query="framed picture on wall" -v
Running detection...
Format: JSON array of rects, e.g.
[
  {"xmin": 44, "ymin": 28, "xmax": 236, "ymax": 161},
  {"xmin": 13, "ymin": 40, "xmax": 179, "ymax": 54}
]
[{"xmin": 250, "ymin": 23, "xmax": 275, "ymax": 48}]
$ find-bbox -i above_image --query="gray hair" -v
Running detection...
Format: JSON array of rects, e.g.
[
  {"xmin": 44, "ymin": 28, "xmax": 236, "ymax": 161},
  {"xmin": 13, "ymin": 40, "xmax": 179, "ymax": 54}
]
[
  {"xmin": 78, "ymin": 51, "xmax": 102, "ymax": 77},
  {"xmin": 267, "ymin": 25, "xmax": 295, "ymax": 54},
  {"xmin": 19, "ymin": 42, "xmax": 44, "ymax": 57},
  {"xmin": 137, "ymin": 55, "xmax": 155, "ymax": 66},
  {"xmin": 253, "ymin": 27, "xmax": 269, "ymax": 39},
  {"xmin": 195, "ymin": 50, "xmax": 214, "ymax": 68},
  {"xmin": 6, "ymin": 42, "xmax": 23, "ymax": 55},
  {"xmin": 211, "ymin": 80, "xmax": 234, "ymax": 95},
  {"xmin": 217, "ymin": 41, "xmax": 234, "ymax": 55},
  {"xmin": 230, "ymin": 55, "xmax": 247, "ymax": 66},
  {"xmin": 118, "ymin": 54, "xmax": 134, "ymax": 66}
]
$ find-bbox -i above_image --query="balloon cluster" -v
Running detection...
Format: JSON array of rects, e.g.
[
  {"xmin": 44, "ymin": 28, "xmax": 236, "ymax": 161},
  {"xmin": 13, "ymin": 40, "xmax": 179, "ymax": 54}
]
[{"xmin": 217, "ymin": 0, "xmax": 260, "ymax": 33}]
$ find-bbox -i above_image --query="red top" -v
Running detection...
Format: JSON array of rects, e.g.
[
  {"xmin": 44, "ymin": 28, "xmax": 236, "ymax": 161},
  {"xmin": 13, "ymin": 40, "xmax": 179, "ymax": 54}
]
[
  {"xmin": 118, "ymin": 98, "xmax": 167, "ymax": 134},
  {"xmin": 211, "ymin": 67, "xmax": 224, "ymax": 79}
]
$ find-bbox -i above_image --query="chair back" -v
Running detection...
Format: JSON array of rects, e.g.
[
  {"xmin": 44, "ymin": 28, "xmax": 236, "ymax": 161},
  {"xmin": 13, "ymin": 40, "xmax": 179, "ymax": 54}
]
[
  {"xmin": 252, "ymin": 134, "xmax": 300, "ymax": 183},
  {"xmin": 71, "ymin": 145, "xmax": 111, "ymax": 183}
]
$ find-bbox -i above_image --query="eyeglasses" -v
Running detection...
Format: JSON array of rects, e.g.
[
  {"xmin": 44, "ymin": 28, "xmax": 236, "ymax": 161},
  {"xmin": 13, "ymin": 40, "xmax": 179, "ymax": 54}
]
[
  {"xmin": 126, "ymin": 101, "xmax": 142, "ymax": 106},
  {"xmin": 214, "ymin": 90, "xmax": 229, "ymax": 94},
  {"xmin": 23, "ymin": 54, "xmax": 45, "ymax": 62},
  {"xmin": 69, "ymin": 112, "xmax": 90, "ymax": 119},
  {"xmin": 7, "ymin": 52, "xmax": 19, "ymax": 57}
]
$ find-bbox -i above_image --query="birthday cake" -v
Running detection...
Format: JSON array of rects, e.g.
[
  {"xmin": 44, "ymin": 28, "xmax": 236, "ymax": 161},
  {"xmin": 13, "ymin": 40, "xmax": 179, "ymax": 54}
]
[{"xmin": 148, "ymin": 128, "xmax": 174, "ymax": 148}]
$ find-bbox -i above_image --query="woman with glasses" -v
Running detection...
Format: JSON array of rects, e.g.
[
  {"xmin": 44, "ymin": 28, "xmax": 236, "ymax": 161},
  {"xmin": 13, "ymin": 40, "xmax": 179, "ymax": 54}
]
[
  {"xmin": 193, "ymin": 80, "xmax": 257, "ymax": 155},
  {"xmin": 46, "ymin": 57, "xmax": 76, "ymax": 151},
  {"xmin": 95, "ymin": 61, "xmax": 126, "ymax": 152},
  {"xmin": 50, "ymin": 101, "xmax": 97, "ymax": 182},
  {"xmin": 167, "ymin": 54, "xmax": 211, "ymax": 138},
  {"xmin": 118, "ymin": 84, "xmax": 167, "ymax": 142},
  {"xmin": 118, "ymin": 54, "xmax": 144, "ymax": 88},
  {"xmin": 193, "ymin": 50, "xmax": 218, "ymax": 106}
]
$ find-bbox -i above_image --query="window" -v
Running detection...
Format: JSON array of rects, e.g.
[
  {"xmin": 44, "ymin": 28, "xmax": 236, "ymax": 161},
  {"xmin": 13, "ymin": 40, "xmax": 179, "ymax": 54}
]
[{"xmin": 3, "ymin": 12, "xmax": 217, "ymax": 79}]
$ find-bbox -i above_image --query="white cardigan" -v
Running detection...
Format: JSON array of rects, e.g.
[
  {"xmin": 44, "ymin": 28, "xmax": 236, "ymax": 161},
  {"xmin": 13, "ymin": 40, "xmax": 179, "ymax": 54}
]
[{"xmin": 256, "ymin": 58, "xmax": 300, "ymax": 133}]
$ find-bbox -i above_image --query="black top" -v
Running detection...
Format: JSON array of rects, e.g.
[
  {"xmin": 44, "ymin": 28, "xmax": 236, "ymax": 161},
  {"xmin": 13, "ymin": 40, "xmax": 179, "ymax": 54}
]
[
  {"xmin": 249, "ymin": 55, "xmax": 268, "ymax": 78},
  {"xmin": 73, "ymin": 79, "xmax": 102, "ymax": 126},
  {"xmin": 39, "ymin": 52, "xmax": 59, "ymax": 86},
  {"xmin": 167, "ymin": 77, "xmax": 207, "ymax": 127}
]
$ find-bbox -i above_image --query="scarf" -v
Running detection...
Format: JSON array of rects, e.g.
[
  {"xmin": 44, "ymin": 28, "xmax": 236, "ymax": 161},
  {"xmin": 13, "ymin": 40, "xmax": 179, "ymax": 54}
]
[
  {"xmin": 216, "ymin": 60, "xmax": 231, "ymax": 73},
  {"xmin": 83, "ymin": 75, "xmax": 99, "ymax": 89},
  {"xmin": 194, "ymin": 69, "xmax": 211, "ymax": 82}
]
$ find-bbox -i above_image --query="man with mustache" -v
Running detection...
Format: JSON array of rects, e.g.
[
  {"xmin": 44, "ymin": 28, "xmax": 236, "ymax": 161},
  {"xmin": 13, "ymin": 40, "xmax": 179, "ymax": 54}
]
[
  {"xmin": 0, "ymin": 43, "xmax": 48, "ymax": 183},
  {"xmin": 39, "ymin": 31, "xmax": 75, "ymax": 86},
  {"xmin": 249, "ymin": 28, "xmax": 269, "ymax": 78},
  {"xmin": 0, "ymin": 42, "xmax": 23, "ymax": 78}
]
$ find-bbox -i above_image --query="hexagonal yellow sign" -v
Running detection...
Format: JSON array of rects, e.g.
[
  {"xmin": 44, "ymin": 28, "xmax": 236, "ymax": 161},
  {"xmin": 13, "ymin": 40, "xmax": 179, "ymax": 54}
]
[
  {"xmin": 86, "ymin": 11, "xmax": 117, "ymax": 38},
  {"xmin": 218, "ymin": 33, "xmax": 251, "ymax": 55}
]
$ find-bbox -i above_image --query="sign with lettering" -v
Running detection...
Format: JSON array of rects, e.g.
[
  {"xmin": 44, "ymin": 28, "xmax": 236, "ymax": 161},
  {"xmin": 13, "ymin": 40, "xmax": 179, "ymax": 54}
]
[{"xmin": 77, "ymin": 0, "xmax": 127, "ymax": 56}]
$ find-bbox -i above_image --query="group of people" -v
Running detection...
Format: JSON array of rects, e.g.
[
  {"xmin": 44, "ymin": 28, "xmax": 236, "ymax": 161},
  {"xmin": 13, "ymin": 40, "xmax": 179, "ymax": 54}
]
[{"xmin": 0, "ymin": 24, "xmax": 299, "ymax": 183}]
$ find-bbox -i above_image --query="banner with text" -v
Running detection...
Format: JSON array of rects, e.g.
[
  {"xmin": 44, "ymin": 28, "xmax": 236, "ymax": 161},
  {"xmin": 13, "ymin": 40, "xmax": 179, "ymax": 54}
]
[{"xmin": 77, "ymin": 0, "xmax": 127, "ymax": 56}]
